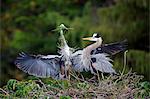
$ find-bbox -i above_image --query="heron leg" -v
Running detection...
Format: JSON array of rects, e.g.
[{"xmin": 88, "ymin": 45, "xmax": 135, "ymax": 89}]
[
  {"xmin": 60, "ymin": 65, "xmax": 65, "ymax": 79},
  {"xmin": 96, "ymin": 70, "xmax": 101, "ymax": 84},
  {"xmin": 101, "ymin": 72, "xmax": 104, "ymax": 80},
  {"xmin": 66, "ymin": 65, "xmax": 71, "ymax": 81},
  {"xmin": 67, "ymin": 69, "xmax": 70, "ymax": 81}
]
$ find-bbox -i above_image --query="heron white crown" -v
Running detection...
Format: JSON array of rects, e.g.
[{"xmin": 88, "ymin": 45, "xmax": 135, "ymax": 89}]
[{"xmin": 92, "ymin": 33, "xmax": 101, "ymax": 38}]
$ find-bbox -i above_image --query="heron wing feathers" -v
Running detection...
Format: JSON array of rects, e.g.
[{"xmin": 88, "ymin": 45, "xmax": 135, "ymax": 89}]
[
  {"xmin": 91, "ymin": 54, "xmax": 116, "ymax": 73},
  {"xmin": 91, "ymin": 40, "xmax": 127, "ymax": 55},
  {"xmin": 71, "ymin": 53, "xmax": 84, "ymax": 72},
  {"xmin": 15, "ymin": 52, "xmax": 60, "ymax": 78},
  {"xmin": 72, "ymin": 52, "xmax": 116, "ymax": 74},
  {"xmin": 41, "ymin": 55, "xmax": 60, "ymax": 59}
]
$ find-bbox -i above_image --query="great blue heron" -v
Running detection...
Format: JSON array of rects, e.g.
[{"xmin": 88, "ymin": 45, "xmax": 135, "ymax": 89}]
[
  {"xmin": 15, "ymin": 24, "xmax": 127, "ymax": 79},
  {"xmin": 15, "ymin": 24, "xmax": 74, "ymax": 79},
  {"xmin": 71, "ymin": 33, "xmax": 127, "ymax": 74},
  {"xmin": 57, "ymin": 24, "xmax": 74, "ymax": 79}
]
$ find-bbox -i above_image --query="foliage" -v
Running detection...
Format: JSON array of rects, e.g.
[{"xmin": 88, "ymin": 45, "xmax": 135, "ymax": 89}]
[
  {"xmin": 0, "ymin": 72, "xmax": 150, "ymax": 98},
  {"xmin": 76, "ymin": 82, "xmax": 90, "ymax": 90},
  {"xmin": 138, "ymin": 81, "xmax": 150, "ymax": 97},
  {"xmin": 60, "ymin": 96, "xmax": 71, "ymax": 99},
  {"xmin": 1, "ymin": 79, "xmax": 38, "ymax": 98}
]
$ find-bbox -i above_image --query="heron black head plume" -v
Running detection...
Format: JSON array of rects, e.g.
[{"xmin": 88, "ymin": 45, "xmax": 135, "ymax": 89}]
[{"xmin": 93, "ymin": 33, "xmax": 101, "ymax": 38}]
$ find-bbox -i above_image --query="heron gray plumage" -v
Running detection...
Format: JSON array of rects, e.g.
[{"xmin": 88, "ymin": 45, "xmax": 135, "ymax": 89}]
[
  {"xmin": 15, "ymin": 24, "xmax": 127, "ymax": 79},
  {"xmin": 72, "ymin": 33, "xmax": 117, "ymax": 74},
  {"xmin": 57, "ymin": 24, "xmax": 74, "ymax": 79},
  {"xmin": 15, "ymin": 52, "xmax": 61, "ymax": 78},
  {"xmin": 15, "ymin": 24, "xmax": 73, "ymax": 79}
]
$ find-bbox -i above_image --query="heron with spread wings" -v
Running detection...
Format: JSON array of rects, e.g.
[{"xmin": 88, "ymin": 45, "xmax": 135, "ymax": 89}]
[
  {"xmin": 71, "ymin": 33, "xmax": 127, "ymax": 74},
  {"xmin": 15, "ymin": 24, "xmax": 74, "ymax": 79},
  {"xmin": 15, "ymin": 24, "xmax": 127, "ymax": 79}
]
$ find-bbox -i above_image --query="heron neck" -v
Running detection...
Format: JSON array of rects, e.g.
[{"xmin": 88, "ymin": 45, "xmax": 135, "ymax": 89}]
[
  {"xmin": 60, "ymin": 30, "xmax": 67, "ymax": 46},
  {"xmin": 82, "ymin": 39, "xmax": 102, "ymax": 67},
  {"xmin": 84, "ymin": 39, "xmax": 102, "ymax": 53}
]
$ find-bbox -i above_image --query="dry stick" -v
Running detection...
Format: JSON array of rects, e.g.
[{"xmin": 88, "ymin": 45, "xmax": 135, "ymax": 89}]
[
  {"xmin": 71, "ymin": 74, "xmax": 85, "ymax": 82},
  {"xmin": 106, "ymin": 74, "xmax": 112, "ymax": 80},
  {"xmin": 80, "ymin": 73, "xmax": 85, "ymax": 81},
  {"xmin": 70, "ymin": 73, "xmax": 85, "ymax": 82},
  {"xmin": 37, "ymin": 79, "xmax": 48, "ymax": 91},
  {"xmin": 71, "ymin": 70, "xmax": 80, "ymax": 82},
  {"xmin": 47, "ymin": 85, "xmax": 63, "ymax": 93},
  {"xmin": 90, "ymin": 90, "xmax": 98, "ymax": 97},
  {"xmin": 55, "ymin": 80, "xmax": 65, "ymax": 90},
  {"xmin": 77, "ymin": 71, "xmax": 81, "ymax": 79},
  {"xmin": 121, "ymin": 50, "xmax": 128, "ymax": 76},
  {"xmin": 0, "ymin": 88, "xmax": 9, "ymax": 96},
  {"xmin": 101, "ymin": 72, "xmax": 104, "ymax": 80},
  {"xmin": 45, "ymin": 90, "xmax": 55, "ymax": 95},
  {"xmin": 96, "ymin": 70, "xmax": 101, "ymax": 85},
  {"xmin": 88, "ymin": 76, "xmax": 95, "ymax": 82},
  {"xmin": 114, "ymin": 50, "xmax": 128, "ymax": 84}
]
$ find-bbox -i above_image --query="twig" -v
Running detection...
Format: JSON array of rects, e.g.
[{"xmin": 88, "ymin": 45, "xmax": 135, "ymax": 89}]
[
  {"xmin": 47, "ymin": 85, "xmax": 63, "ymax": 93},
  {"xmin": 121, "ymin": 50, "xmax": 128, "ymax": 76},
  {"xmin": 55, "ymin": 80, "xmax": 65, "ymax": 90},
  {"xmin": 71, "ymin": 70, "xmax": 80, "ymax": 82},
  {"xmin": 70, "ymin": 73, "xmax": 85, "ymax": 82},
  {"xmin": 45, "ymin": 90, "xmax": 55, "ymax": 95},
  {"xmin": 80, "ymin": 73, "xmax": 85, "ymax": 81},
  {"xmin": 106, "ymin": 74, "xmax": 112, "ymax": 80},
  {"xmin": 88, "ymin": 76, "xmax": 96, "ymax": 82},
  {"xmin": 0, "ymin": 88, "xmax": 9, "ymax": 96},
  {"xmin": 96, "ymin": 70, "xmax": 101, "ymax": 85},
  {"xmin": 35, "ymin": 79, "xmax": 48, "ymax": 91},
  {"xmin": 114, "ymin": 50, "xmax": 128, "ymax": 84},
  {"xmin": 101, "ymin": 73, "xmax": 104, "ymax": 80}
]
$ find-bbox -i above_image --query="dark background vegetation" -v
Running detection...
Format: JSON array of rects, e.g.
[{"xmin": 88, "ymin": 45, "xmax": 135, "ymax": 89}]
[{"xmin": 0, "ymin": 0, "xmax": 149, "ymax": 86}]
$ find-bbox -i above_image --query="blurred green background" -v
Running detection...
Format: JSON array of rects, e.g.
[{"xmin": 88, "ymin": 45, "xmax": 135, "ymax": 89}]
[{"xmin": 0, "ymin": 0, "xmax": 149, "ymax": 86}]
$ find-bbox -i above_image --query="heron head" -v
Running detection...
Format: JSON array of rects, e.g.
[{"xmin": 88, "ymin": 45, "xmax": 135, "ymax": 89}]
[{"xmin": 82, "ymin": 33, "xmax": 102, "ymax": 42}]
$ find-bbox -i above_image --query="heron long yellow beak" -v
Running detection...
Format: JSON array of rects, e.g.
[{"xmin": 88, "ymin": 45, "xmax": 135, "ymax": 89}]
[{"xmin": 82, "ymin": 37, "xmax": 93, "ymax": 41}]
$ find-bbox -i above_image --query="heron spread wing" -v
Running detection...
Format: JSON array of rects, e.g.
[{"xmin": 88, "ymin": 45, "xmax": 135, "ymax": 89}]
[
  {"xmin": 91, "ymin": 54, "xmax": 116, "ymax": 74},
  {"xmin": 15, "ymin": 52, "xmax": 61, "ymax": 78},
  {"xmin": 71, "ymin": 51, "xmax": 116, "ymax": 74},
  {"xmin": 91, "ymin": 40, "xmax": 127, "ymax": 55},
  {"xmin": 71, "ymin": 50, "xmax": 84, "ymax": 72}
]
